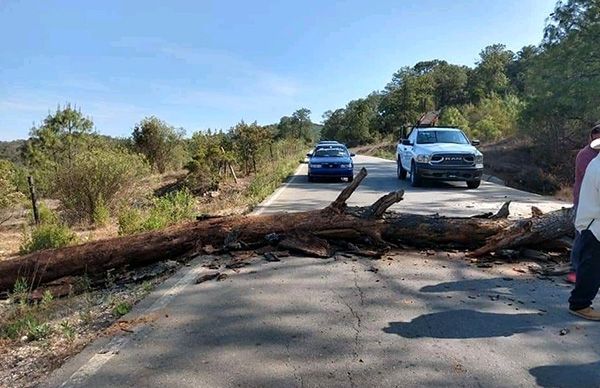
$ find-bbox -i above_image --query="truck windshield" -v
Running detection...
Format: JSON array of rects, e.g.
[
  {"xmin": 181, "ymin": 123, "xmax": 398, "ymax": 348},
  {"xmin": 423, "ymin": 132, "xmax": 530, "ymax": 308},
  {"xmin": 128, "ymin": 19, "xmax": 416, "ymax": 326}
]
[
  {"xmin": 314, "ymin": 148, "xmax": 348, "ymax": 157},
  {"xmin": 417, "ymin": 130, "xmax": 469, "ymax": 145}
]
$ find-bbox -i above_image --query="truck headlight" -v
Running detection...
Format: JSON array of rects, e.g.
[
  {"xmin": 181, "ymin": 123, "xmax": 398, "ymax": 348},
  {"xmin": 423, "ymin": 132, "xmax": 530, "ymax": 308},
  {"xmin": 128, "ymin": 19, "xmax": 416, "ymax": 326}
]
[
  {"xmin": 415, "ymin": 154, "xmax": 431, "ymax": 163},
  {"xmin": 340, "ymin": 163, "xmax": 352, "ymax": 168},
  {"xmin": 309, "ymin": 164, "xmax": 322, "ymax": 168},
  {"xmin": 475, "ymin": 154, "xmax": 483, "ymax": 164}
]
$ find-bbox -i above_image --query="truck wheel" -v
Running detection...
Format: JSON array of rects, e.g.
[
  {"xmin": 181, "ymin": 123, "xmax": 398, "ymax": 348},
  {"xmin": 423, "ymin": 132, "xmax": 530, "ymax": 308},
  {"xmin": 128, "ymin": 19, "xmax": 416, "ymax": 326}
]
[
  {"xmin": 410, "ymin": 162, "xmax": 422, "ymax": 187},
  {"xmin": 467, "ymin": 180, "xmax": 481, "ymax": 189},
  {"xmin": 397, "ymin": 159, "xmax": 407, "ymax": 180}
]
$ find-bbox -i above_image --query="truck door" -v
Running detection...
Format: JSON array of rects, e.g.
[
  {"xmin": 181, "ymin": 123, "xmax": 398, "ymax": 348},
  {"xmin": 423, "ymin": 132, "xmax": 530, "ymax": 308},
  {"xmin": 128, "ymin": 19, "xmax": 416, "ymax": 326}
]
[{"xmin": 402, "ymin": 129, "xmax": 416, "ymax": 169}]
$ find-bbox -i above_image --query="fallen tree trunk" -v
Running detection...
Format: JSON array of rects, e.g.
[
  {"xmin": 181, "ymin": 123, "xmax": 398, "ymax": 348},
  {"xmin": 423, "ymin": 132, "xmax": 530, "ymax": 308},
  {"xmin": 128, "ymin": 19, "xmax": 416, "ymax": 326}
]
[{"xmin": 0, "ymin": 168, "xmax": 573, "ymax": 293}]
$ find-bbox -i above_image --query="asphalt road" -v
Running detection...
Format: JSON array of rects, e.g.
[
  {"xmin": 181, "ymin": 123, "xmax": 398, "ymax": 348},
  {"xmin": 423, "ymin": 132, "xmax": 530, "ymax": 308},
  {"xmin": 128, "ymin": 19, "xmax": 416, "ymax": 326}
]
[
  {"xmin": 47, "ymin": 155, "xmax": 600, "ymax": 388},
  {"xmin": 253, "ymin": 155, "xmax": 565, "ymax": 218}
]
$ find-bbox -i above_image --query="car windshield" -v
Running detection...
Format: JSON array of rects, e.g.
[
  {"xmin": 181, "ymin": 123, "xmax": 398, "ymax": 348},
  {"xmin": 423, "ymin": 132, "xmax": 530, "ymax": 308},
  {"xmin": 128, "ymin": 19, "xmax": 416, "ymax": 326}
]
[
  {"xmin": 313, "ymin": 148, "xmax": 348, "ymax": 157},
  {"xmin": 417, "ymin": 130, "xmax": 469, "ymax": 145}
]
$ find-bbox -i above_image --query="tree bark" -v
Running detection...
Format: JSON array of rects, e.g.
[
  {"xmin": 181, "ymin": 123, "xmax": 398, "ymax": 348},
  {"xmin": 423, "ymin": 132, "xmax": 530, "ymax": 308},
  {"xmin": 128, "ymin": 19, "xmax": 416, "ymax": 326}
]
[{"xmin": 0, "ymin": 168, "xmax": 573, "ymax": 293}]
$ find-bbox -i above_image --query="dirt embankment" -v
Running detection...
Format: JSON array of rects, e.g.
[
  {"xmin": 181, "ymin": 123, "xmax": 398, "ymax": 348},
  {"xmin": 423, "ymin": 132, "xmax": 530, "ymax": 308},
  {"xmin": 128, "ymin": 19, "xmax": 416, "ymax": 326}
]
[{"xmin": 479, "ymin": 138, "xmax": 574, "ymax": 199}]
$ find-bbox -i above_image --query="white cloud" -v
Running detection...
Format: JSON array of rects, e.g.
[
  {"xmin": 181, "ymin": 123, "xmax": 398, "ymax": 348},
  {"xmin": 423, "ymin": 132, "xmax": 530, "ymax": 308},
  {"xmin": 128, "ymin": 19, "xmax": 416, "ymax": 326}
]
[{"xmin": 112, "ymin": 36, "xmax": 301, "ymax": 98}]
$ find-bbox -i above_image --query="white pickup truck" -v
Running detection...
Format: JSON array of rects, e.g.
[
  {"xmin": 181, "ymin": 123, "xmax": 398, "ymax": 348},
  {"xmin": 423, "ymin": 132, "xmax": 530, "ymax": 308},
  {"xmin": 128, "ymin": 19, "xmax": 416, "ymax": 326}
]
[{"xmin": 396, "ymin": 126, "xmax": 484, "ymax": 189}]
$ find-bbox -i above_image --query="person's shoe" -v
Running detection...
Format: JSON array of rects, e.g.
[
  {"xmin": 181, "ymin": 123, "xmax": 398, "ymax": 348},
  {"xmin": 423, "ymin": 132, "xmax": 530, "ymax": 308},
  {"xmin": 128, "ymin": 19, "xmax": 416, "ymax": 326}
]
[
  {"xmin": 566, "ymin": 272, "xmax": 577, "ymax": 284},
  {"xmin": 569, "ymin": 307, "xmax": 600, "ymax": 321}
]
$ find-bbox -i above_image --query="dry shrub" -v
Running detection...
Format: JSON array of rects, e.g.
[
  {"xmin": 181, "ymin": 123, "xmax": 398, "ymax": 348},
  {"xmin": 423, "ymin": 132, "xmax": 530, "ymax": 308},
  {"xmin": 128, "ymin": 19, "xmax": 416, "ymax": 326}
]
[{"xmin": 53, "ymin": 147, "xmax": 150, "ymax": 224}]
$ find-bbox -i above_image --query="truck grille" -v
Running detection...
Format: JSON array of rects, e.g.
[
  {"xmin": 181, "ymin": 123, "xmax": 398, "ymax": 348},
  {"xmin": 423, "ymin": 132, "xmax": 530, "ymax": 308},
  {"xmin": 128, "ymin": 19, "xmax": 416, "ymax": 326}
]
[{"xmin": 430, "ymin": 154, "xmax": 474, "ymax": 166}]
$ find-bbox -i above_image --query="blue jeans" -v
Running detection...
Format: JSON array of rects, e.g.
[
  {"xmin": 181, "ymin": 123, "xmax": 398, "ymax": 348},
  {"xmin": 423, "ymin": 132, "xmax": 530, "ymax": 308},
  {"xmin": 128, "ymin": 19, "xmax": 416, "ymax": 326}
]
[
  {"xmin": 570, "ymin": 206, "xmax": 579, "ymax": 271},
  {"xmin": 569, "ymin": 230, "xmax": 600, "ymax": 310},
  {"xmin": 571, "ymin": 230, "xmax": 582, "ymax": 271}
]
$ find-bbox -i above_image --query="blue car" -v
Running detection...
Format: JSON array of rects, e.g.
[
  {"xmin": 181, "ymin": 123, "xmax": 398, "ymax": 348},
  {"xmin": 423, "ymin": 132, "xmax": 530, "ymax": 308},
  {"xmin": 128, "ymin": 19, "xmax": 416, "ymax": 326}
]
[{"xmin": 307, "ymin": 146, "xmax": 355, "ymax": 182}]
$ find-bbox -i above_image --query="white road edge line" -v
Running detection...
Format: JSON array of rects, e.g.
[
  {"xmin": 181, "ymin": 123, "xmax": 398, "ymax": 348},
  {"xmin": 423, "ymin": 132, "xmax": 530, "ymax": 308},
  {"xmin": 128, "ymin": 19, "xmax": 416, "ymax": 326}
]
[
  {"xmin": 252, "ymin": 162, "xmax": 304, "ymax": 215},
  {"xmin": 60, "ymin": 261, "xmax": 208, "ymax": 388}
]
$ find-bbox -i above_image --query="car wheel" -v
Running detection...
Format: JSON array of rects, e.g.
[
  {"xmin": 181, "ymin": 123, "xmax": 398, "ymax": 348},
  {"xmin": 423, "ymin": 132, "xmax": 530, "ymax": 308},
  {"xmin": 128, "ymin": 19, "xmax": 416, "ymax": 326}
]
[
  {"xmin": 467, "ymin": 180, "xmax": 481, "ymax": 189},
  {"xmin": 397, "ymin": 158, "xmax": 407, "ymax": 180},
  {"xmin": 410, "ymin": 162, "xmax": 421, "ymax": 187}
]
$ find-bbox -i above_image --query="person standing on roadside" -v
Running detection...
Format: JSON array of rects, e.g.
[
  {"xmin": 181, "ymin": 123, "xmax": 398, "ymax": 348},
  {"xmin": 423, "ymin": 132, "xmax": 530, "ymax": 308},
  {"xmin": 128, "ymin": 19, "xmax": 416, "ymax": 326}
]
[
  {"xmin": 569, "ymin": 138, "xmax": 600, "ymax": 320},
  {"xmin": 567, "ymin": 124, "xmax": 600, "ymax": 283}
]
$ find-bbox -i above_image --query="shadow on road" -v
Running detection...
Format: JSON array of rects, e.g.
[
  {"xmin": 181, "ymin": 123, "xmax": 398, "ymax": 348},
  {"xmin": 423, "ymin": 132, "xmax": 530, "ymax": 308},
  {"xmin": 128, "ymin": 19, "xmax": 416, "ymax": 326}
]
[
  {"xmin": 383, "ymin": 309, "xmax": 540, "ymax": 339},
  {"xmin": 420, "ymin": 277, "xmax": 519, "ymax": 293},
  {"xmin": 530, "ymin": 360, "xmax": 600, "ymax": 387}
]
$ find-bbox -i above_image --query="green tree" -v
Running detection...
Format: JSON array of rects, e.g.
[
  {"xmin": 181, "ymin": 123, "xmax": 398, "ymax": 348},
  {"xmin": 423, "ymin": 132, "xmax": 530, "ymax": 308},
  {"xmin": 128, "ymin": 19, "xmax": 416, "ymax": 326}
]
[
  {"xmin": 22, "ymin": 104, "xmax": 94, "ymax": 194},
  {"xmin": 186, "ymin": 131, "xmax": 233, "ymax": 193},
  {"xmin": 321, "ymin": 109, "xmax": 346, "ymax": 141},
  {"xmin": 132, "ymin": 116, "xmax": 187, "ymax": 173},
  {"xmin": 320, "ymin": 93, "xmax": 382, "ymax": 146},
  {"xmin": 507, "ymin": 45, "xmax": 540, "ymax": 95},
  {"xmin": 231, "ymin": 121, "xmax": 272, "ymax": 174},
  {"xmin": 412, "ymin": 60, "xmax": 470, "ymax": 107},
  {"xmin": 24, "ymin": 104, "xmax": 94, "ymax": 166},
  {"xmin": 521, "ymin": 0, "xmax": 600, "ymax": 162},
  {"xmin": 439, "ymin": 107, "xmax": 470, "ymax": 133},
  {"xmin": 543, "ymin": 0, "xmax": 599, "ymax": 45},
  {"xmin": 462, "ymin": 94, "xmax": 524, "ymax": 141},
  {"xmin": 277, "ymin": 108, "xmax": 314, "ymax": 142},
  {"xmin": 468, "ymin": 44, "xmax": 515, "ymax": 100},
  {"xmin": 379, "ymin": 67, "xmax": 435, "ymax": 133}
]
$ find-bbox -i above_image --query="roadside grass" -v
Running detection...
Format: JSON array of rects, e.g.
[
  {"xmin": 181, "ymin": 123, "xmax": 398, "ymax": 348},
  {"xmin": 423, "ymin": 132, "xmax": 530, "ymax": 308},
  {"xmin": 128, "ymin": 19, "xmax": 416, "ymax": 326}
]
[
  {"xmin": 117, "ymin": 189, "xmax": 195, "ymax": 236},
  {"xmin": 246, "ymin": 150, "xmax": 305, "ymax": 205},
  {"xmin": 351, "ymin": 141, "xmax": 397, "ymax": 161},
  {"xmin": 20, "ymin": 223, "xmax": 76, "ymax": 254},
  {"xmin": 372, "ymin": 148, "xmax": 396, "ymax": 161}
]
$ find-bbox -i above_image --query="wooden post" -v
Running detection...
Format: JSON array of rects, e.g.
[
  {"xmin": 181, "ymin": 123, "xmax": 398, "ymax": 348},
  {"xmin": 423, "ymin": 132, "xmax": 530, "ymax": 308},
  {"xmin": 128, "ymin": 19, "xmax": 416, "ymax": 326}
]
[{"xmin": 27, "ymin": 176, "xmax": 40, "ymax": 225}]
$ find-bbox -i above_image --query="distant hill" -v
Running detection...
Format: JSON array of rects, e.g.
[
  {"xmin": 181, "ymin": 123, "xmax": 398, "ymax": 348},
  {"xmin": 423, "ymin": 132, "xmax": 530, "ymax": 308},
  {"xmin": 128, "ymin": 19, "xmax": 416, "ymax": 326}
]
[
  {"xmin": 0, "ymin": 139, "xmax": 25, "ymax": 164},
  {"xmin": 311, "ymin": 123, "xmax": 323, "ymax": 140}
]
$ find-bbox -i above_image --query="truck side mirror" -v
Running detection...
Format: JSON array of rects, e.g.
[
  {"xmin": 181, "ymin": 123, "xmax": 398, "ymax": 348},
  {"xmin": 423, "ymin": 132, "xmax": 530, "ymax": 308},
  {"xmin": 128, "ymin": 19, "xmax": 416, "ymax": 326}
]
[
  {"xmin": 350, "ymin": 153, "xmax": 356, "ymax": 157},
  {"xmin": 471, "ymin": 139, "xmax": 480, "ymax": 146},
  {"xmin": 306, "ymin": 152, "xmax": 313, "ymax": 157},
  {"xmin": 401, "ymin": 139, "xmax": 413, "ymax": 146}
]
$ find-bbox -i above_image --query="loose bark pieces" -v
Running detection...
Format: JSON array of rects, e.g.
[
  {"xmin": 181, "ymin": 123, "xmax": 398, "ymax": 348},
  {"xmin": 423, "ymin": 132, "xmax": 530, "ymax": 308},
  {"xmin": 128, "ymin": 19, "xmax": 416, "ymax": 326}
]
[
  {"xmin": 278, "ymin": 234, "xmax": 332, "ymax": 258},
  {"xmin": 263, "ymin": 252, "xmax": 281, "ymax": 262},
  {"xmin": 28, "ymin": 276, "xmax": 79, "ymax": 302},
  {"xmin": 195, "ymin": 272, "xmax": 220, "ymax": 284}
]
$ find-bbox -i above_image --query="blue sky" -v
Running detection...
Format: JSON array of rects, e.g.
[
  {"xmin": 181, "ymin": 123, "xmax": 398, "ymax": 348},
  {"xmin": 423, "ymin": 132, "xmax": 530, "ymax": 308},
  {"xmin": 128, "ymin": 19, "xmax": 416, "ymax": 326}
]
[{"xmin": 0, "ymin": 0, "xmax": 556, "ymax": 141}]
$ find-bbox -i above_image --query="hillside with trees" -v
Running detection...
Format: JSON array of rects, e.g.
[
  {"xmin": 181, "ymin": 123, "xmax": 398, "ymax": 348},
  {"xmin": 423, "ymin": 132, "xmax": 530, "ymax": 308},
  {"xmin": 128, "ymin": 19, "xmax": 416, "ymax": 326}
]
[{"xmin": 322, "ymin": 0, "xmax": 599, "ymax": 193}]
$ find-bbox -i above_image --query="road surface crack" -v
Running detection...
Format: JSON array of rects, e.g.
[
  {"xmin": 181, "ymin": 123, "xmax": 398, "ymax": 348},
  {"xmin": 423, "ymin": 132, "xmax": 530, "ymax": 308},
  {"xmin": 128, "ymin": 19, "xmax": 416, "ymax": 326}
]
[
  {"xmin": 338, "ymin": 265, "xmax": 364, "ymax": 359},
  {"xmin": 352, "ymin": 265, "xmax": 365, "ymax": 307}
]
